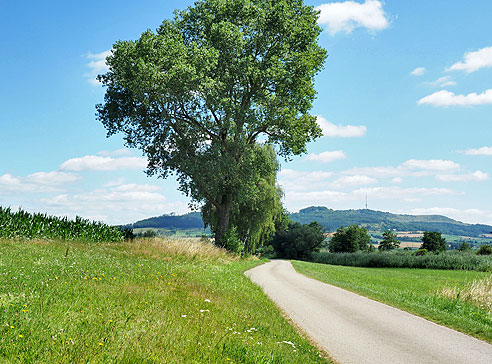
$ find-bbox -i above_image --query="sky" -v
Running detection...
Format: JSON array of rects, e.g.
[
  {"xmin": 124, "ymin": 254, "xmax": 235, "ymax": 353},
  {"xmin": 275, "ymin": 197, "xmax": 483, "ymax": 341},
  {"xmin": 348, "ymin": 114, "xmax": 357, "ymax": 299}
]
[{"xmin": 1, "ymin": 0, "xmax": 492, "ymax": 226}]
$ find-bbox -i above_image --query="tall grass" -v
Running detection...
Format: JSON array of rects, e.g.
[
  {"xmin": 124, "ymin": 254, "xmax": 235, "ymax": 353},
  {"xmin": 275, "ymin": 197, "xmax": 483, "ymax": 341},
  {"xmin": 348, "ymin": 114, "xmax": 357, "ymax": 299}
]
[
  {"xmin": 0, "ymin": 206, "xmax": 123, "ymax": 242},
  {"xmin": 441, "ymin": 275, "xmax": 492, "ymax": 312},
  {"xmin": 312, "ymin": 250, "xmax": 492, "ymax": 271}
]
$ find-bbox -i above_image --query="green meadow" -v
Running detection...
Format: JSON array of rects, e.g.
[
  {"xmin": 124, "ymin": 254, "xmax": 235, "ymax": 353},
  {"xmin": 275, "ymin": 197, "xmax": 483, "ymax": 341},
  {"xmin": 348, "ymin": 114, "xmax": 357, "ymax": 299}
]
[{"xmin": 0, "ymin": 238, "xmax": 330, "ymax": 364}]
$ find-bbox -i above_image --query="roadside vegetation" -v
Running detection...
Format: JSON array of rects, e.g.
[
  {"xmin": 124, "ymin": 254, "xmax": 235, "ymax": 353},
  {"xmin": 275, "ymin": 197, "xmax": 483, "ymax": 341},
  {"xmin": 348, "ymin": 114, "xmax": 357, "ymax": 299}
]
[
  {"xmin": 0, "ymin": 206, "xmax": 123, "ymax": 242},
  {"xmin": 312, "ymin": 250, "xmax": 492, "ymax": 271},
  {"xmin": 0, "ymin": 237, "xmax": 330, "ymax": 364},
  {"xmin": 292, "ymin": 260, "xmax": 492, "ymax": 343}
]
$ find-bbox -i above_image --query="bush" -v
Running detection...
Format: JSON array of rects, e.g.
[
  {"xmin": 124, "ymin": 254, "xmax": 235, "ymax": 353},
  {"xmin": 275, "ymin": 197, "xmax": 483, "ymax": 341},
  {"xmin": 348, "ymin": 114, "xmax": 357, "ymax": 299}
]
[
  {"xmin": 457, "ymin": 241, "xmax": 471, "ymax": 252},
  {"xmin": 222, "ymin": 226, "xmax": 243, "ymax": 254},
  {"xmin": 415, "ymin": 248, "xmax": 428, "ymax": 256},
  {"xmin": 312, "ymin": 250, "xmax": 492, "ymax": 271},
  {"xmin": 328, "ymin": 225, "xmax": 370, "ymax": 253},
  {"xmin": 271, "ymin": 221, "xmax": 325, "ymax": 259},
  {"xmin": 477, "ymin": 245, "xmax": 492, "ymax": 256},
  {"xmin": 421, "ymin": 231, "xmax": 446, "ymax": 252}
]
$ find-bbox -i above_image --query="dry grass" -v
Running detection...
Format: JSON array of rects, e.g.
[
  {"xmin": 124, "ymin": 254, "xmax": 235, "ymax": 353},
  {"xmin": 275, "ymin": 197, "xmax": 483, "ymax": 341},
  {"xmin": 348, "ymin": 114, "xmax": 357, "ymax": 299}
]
[
  {"xmin": 441, "ymin": 275, "xmax": 492, "ymax": 312},
  {"xmin": 122, "ymin": 236, "xmax": 241, "ymax": 262}
]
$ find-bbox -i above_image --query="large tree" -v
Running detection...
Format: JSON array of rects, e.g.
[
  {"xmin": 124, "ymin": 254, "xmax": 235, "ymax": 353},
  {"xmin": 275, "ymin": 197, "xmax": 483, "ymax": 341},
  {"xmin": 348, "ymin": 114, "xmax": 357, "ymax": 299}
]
[{"xmin": 97, "ymin": 0, "xmax": 327, "ymax": 246}]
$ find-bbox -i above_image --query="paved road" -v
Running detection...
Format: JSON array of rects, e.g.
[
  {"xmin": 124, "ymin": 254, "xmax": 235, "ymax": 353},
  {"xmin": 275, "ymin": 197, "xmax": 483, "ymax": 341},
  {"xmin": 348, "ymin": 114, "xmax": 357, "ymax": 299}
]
[{"xmin": 245, "ymin": 260, "xmax": 492, "ymax": 364}]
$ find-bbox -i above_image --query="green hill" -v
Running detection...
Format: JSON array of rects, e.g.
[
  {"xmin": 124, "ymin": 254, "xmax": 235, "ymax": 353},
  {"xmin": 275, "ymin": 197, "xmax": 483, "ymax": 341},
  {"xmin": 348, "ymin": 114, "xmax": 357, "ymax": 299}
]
[
  {"xmin": 128, "ymin": 206, "xmax": 492, "ymax": 238},
  {"xmin": 290, "ymin": 206, "xmax": 492, "ymax": 237}
]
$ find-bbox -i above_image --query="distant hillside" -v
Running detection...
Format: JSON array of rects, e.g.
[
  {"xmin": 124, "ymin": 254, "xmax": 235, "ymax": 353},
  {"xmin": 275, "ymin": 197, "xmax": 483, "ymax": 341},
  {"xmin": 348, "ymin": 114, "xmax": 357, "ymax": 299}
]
[
  {"xmin": 290, "ymin": 206, "xmax": 492, "ymax": 237},
  {"xmin": 128, "ymin": 206, "xmax": 492, "ymax": 238},
  {"xmin": 129, "ymin": 212, "xmax": 205, "ymax": 230}
]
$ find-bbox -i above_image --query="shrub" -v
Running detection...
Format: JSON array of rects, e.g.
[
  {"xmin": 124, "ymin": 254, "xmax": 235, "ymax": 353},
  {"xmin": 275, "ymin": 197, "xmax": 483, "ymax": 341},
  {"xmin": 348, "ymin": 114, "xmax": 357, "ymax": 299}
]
[
  {"xmin": 222, "ymin": 226, "xmax": 243, "ymax": 254},
  {"xmin": 328, "ymin": 225, "xmax": 371, "ymax": 253},
  {"xmin": 477, "ymin": 245, "xmax": 492, "ymax": 256},
  {"xmin": 415, "ymin": 248, "xmax": 428, "ymax": 256},
  {"xmin": 312, "ymin": 250, "xmax": 492, "ymax": 271},
  {"xmin": 271, "ymin": 221, "xmax": 325, "ymax": 259},
  {"xmin": 458, "ymin": 241, "xmax": 471, "ymax": 252},
  {"xmin": 421, "ymin": 231, "xmax": 446, "ymax": 253}
]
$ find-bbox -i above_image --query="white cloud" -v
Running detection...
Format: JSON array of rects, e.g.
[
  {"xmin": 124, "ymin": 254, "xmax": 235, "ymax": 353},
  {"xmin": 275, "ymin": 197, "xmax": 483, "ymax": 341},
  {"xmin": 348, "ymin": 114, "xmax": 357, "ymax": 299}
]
[
  {"xmin": 305, "ymin": 150, "xmax": 346, "ymax": 163},
  {"xmin": 26, "ymin": 171, "xmax": 80, "ymax": 185},
  {"xmin": 86, "ymin": 50, "xmax": 111, "ymax": 85},
  {"xmin": 424, "ymin": 76, "xmax": 456, "ymax": 87},
  {"xmin": 411, "ymin": 67, "xmax": 425, "ymax": 76},
  {"xmin": 418, "ymin": 89, "xmax": 492, "ymax": 107},
  {"xmin": 316, "ymin": 0, "xmax": 390, "ymax": 35},
  {"xmin": 461, "ymin": 146, "xmax": 492, "ymax": 156},
  {"xmin": 278, "ymin": 169, "xmax": 333, "ymax": 191},
  {"xmin": 331, "ymin": 175, "xmax": 377, "ymax": 187},
  {"xmin": 447, "ymin": 46, "xmax": 492, "ymax": 73},
  {"xmin": 60, "ymin": 155, "xmax": 147, "ymax": 171},
  {"xmin": 317, "ymin": 116, "xmax": 367, "ymax": 137},
  {"xmin": 41, "ymin": 183, "xmax": 189, "ymax": 225},
  {"xmin": 0, "ymin": 172, "xmax": 80, "ymax": 193},
  {"xmin": 406, "ymin": 207, "xmax": 492, "ymax": 226},
  {"xmin": 400, "ymin": 159, "xmax": 460, "ymax": 171},
  {"xmin": 391, "ymin": 177, "xmax": 403, "ymax": 183},
  {"xmin": 435, "ymin": 170, "xmax": 489, "ymax": 182}
]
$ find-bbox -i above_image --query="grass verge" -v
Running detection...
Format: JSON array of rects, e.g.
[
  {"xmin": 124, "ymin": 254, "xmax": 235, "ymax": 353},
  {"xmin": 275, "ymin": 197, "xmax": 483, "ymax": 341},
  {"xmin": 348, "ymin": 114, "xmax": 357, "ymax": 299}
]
[
  {"xmin": 292, "ymin": 260, "xmax": 492, "ymax": 343},
  {"xmin": 0, "ymin": 238, "xmax": 329, "ymax": 363}
]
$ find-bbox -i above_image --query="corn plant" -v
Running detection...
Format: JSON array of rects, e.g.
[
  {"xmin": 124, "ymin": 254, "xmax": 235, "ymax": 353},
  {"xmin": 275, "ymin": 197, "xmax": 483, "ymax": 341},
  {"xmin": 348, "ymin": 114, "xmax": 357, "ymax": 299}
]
[{"xmin": 0, "ymin": 206, "xmax": 123, "ymax": 242}]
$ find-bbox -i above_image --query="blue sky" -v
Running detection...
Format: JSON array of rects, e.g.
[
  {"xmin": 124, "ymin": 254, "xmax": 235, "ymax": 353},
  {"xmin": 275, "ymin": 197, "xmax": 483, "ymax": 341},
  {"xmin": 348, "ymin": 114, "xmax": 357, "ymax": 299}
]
[{"xmin": 1, "ymin": 0, "xmax": 492, "ymax": 225}]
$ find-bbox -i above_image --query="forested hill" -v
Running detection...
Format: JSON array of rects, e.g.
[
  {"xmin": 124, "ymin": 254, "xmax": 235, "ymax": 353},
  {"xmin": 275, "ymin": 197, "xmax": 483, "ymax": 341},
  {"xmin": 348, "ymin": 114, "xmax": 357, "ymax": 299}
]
[
  {"xmin": 290, "ymin": 206, "xmax": 492, "ymax": 237},
  {"xmin": 128, "ymin": 207, "xmax": 492, "ymax": 237},
  {"xmin": 129, "ymin": 212, "xmax": 205, "ymax": 229}
]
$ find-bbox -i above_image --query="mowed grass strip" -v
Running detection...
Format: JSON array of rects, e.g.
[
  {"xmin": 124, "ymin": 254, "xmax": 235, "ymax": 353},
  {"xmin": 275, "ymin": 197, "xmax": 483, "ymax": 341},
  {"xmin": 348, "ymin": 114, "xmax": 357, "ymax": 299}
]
[
  {"xmin": 291, "ymin": 260, "xmax": 492, "ymax": 343},
  {"xmin": 0, "ymin": 238, "xmax": 330, "ymax": 364}
]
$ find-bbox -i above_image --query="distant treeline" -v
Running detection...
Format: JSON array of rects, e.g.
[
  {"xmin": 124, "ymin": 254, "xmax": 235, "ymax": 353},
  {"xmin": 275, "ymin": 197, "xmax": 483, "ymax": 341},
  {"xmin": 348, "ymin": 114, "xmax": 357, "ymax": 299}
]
[{"xmin": 0, "ymin": 206, "xmax": 123, "ymax": 242}]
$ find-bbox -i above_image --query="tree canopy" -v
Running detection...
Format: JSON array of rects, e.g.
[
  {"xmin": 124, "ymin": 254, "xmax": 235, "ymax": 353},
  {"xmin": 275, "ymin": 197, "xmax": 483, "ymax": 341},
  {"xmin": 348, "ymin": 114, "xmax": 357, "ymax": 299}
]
[
  {"xmin": 420, "ymin": 231, "xmax": 446, "ymax": 253},
  {"xmin": 96, "ymin": 0, "xmax": 327, "ymax": 246},
  {"xmin": 271, "ymin": 221, "xmax": 325, "ymax": 259},
  {"xmin": 328, "ymin": 225, "xmax": 371, "ymax": 253},
  {"xmin": 378, "ymin": 230, "xmax": 400, "ymax": 251}
]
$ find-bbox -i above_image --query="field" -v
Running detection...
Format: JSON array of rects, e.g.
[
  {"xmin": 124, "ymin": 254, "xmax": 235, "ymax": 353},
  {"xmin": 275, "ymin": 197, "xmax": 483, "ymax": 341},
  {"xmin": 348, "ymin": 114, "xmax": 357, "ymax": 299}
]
[
  {"xmin": 292, "ymin": 260, "xmax": 492, "ymax": 343},
  {"xmin": 0, "ymin": 238, "xmax": 330, "ymax": 364}
]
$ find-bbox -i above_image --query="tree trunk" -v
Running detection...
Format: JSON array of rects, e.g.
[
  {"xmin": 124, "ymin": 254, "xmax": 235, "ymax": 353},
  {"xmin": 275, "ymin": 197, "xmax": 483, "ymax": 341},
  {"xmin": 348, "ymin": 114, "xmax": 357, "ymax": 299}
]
[{"xmin": 215, "ymin": 194, "xmax": 232, "ymax": 248}]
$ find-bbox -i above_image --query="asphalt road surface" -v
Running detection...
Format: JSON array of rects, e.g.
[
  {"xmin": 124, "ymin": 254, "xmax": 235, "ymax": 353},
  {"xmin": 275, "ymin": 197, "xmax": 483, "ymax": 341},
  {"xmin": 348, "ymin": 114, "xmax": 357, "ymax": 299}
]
[{"xmin": 245, "ymin": 260, "xmax": 492, "ymax": 364}]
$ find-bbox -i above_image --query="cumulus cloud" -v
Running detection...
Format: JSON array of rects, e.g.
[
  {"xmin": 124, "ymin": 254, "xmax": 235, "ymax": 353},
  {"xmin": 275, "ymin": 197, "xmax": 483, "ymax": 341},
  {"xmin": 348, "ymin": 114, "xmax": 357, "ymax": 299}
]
[
  {"xmin": 406, "ymin": 207, "xmax": 492, "ymax": 225},
  {"xmin": 284, "ymin": 186, "xmax": 455, "ymax": 209},
  {"xmin": 305, "ymin": 150, "xmax": 346, "ymax": 163},
  {"xmin": 315, "ymin": 0, "xmax": 390, "ymax": 35},
  {"xmin": 41, "ymin": 183, "xmax": 189, "ymax": 225},
  {"xmin": 60, "ymin": 155, "xmax": 147, "ymax": 172},
  {"xmin": 86, "ymin": 50, "xmax": 111, "ymax": 85},
  {"xmin": 391, "ymin": 177, "xmax": 403, "ymax": 183},
  {"xmin": 424, "ymin": 76, "xmax": 456, "ymax": 88},
  {"xmin": 278, "ymin": 169, "xmax": 333, "ymax": 191},
  {"xmin": 435, "ymin": 170, "xmax": 489, "ymax": 182},
  {"xmin": 411, "ymin": 67, "xmax": 425, "ymax": 76},
  {"xmin": 317, "ymin": 116, "xmax": 367, "ymax": 137},
  {"xmin": 0, "ymin": 172, "xmax": 80, "ymax": 193},
  {"xmin": 331, "ymin": 175, "xmax": 377, "ymax": 187},
  {"xmin": 461, "ymin": 146, "xmax": 492, "ymax": 156},
  {"xmin": 447, "ymin": 46, "xmax": 492, "ymax": 73},
  {"xmin": 400, "ymin": 159, "xmax": 460, "ymax": 171},
  {"xmin": 418, "ymin": 89, "xmax": 492, "ymax": 107}
]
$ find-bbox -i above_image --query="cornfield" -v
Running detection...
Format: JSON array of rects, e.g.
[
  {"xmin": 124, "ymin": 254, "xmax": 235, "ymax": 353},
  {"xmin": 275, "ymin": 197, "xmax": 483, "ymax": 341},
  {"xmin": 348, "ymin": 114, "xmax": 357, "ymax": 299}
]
[{"xmin": 0, "ymin": 206, "xmax": 123, "ymax": 242}]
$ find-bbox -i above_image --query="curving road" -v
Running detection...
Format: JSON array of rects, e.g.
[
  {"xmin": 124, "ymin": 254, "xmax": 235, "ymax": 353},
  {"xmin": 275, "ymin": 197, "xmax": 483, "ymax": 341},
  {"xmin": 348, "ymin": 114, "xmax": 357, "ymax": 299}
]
[{"xmin": 245, "ymin": 260, "xmax": 492, "ymax": 364}]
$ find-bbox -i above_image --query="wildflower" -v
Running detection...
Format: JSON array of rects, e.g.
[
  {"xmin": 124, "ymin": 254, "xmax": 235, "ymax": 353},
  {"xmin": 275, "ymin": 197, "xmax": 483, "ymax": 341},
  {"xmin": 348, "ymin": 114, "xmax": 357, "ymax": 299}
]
[
  {"xmin": 181, "ymin": 315, "xmax": 187, "ymax": 318},
  {"xmin": 200, "ymin": 309, "xmax": 209, "ymax": 313},
  {"xmin": 18, "ymin": 334, "xmax": 23, "ymax": 338},
  {"xmin": 98, "ymin": 342, "xmax": 104, "ymax": 346},
  {"xmin": 204, "ymin": 299, "xmax": 211, "ymax": 303}
]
